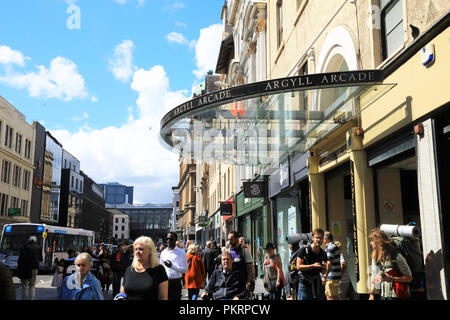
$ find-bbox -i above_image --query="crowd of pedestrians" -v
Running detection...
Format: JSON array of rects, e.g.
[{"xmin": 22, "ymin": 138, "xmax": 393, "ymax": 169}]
[{"xmin": 0, "ymin": 227, "xmax": 413, "ymax": 301}]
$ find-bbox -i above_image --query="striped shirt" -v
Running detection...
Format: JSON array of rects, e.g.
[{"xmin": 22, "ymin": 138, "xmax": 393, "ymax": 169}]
[{"xmin": 325, "ymin": 242, "xmax": 342, "ymax": 280}]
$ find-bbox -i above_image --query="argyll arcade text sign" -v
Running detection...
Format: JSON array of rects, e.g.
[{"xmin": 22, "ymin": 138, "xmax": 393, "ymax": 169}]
[{"xmin": 161, "ymin": 70, "xmax": 384, "ymax": 129}]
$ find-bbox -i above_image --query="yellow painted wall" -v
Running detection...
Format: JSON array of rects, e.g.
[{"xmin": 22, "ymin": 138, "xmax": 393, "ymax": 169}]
[{"xmin": 362, "ymin": 28, "xmax": 450, "ymax": 146}]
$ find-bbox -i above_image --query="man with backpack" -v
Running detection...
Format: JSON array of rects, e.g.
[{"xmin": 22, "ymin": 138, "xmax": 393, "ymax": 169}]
[
  {"xmin": 227, "ymin": 231, "xmax": 255, "ymax": 293},
  {"xmin": 296, "ymin": 228, "xmax": 328, "ymax": 300}
]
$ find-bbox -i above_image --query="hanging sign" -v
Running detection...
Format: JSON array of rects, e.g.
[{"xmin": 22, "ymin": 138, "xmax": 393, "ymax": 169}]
[{"xmin": 243, "ymin": 181, "xmax": 266, "ymax": 198}]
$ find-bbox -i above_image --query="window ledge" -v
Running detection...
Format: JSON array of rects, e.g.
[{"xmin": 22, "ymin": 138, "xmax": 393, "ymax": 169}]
[
  {"xmin": 274, "ymin": 40, "xmax": 286, "ymax": 64},
  {"xmin": 294, "ymin": 0, "xmax": 309, "ymax": 26},
  {"xmin": 376, "ymin": 43, "xmax": 406, "ymax": 70}
]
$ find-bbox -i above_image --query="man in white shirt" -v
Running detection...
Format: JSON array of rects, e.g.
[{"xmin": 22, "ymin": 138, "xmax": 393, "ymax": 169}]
[{"xmin": 160, "ymin": 232, "xmax": 188, "ymax": 300}]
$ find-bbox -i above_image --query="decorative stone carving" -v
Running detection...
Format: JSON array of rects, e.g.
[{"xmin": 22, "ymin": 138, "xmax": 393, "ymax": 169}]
[
  {"xmin": 235, "ymin": 74, "xmax": 245, "ymax": 86},
  {"xmin": 254, "ymin": 17, "xmax": 266, "ymax": 37},
  {"xmin": 246, "ymin": 41, "xmax": 257, "ymax": 57}
]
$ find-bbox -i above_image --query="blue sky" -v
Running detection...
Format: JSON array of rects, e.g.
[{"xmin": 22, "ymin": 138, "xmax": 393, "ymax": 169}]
[{"xmin": 0, "ymin": 0, "xmax": 224, "ymax": 203}]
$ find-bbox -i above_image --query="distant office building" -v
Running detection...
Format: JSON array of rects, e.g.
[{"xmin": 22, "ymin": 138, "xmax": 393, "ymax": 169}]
[
  {"xmin": 60, "ymin": 150, "xmax": 83, "ymax": 228},
  {"xmin": 79, "ymin": 171, "xmax": 113, "ymax": 243},
  {"xmin": 107, "ymin": 203, "xmax": 171, "ymax": 242},
  {"xmin": 40, "ymin": 132, "xmax": 63, "ymax": 225},
  {"xmin": 99, "ymin": 182, "xmax": 133, "ymax": 205},
  {"xmin": 108, "ymin": 210, "xmax": 130, "ymax": 242}
]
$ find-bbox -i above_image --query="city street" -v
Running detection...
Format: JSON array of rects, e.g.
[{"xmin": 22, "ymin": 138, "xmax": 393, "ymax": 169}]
[{"xmin": 12, "ymin": 273, "xmax": 267, "ymax": 300}]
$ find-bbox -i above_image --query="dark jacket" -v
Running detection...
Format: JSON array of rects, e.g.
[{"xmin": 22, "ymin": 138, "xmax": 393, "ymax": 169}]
[
  {"xmin": 109, "ymin": 249, "xmax": 131, "ymax": 272},
  {"xmin": 17, "ymin": 241, "xmax": 42, "ymax": 279},
  {"xmin": 205, "ymin": 266, "xmax": 247, "ymax": 300},
  {"xmin": 0, "ymin": 263, "xmax": 16, "ymax": 300},
  {"xmin": 201, "ymin": 247, "xmax": 219, "ymax": 273}
]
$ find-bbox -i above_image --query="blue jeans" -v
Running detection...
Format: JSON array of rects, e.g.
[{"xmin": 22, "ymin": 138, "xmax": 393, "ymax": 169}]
[{"xmin": 297, "ymin": 282, "xmax": 325, "ymax": 300}]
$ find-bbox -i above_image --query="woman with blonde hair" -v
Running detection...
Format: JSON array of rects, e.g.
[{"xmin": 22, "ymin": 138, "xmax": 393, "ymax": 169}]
[
  {"xmin": 184, "ymin": 244, "xmax": 206, "ymax": 300},
  {"xmin": 120, "ymin": 236, "xmax": 169, "ymax": 300},
  {"xmin": 57, "ymin": 253, "xmax": 103, "ymax": 300},
  {"xmin": 368, "ymin": 228, "xmax": 412, "ymax": 300}
]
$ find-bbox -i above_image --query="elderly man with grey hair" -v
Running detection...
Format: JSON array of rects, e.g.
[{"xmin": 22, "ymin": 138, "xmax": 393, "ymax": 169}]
[{"xmin": 17, "ymin": 236, "xmax": 42, "ymax": 300}]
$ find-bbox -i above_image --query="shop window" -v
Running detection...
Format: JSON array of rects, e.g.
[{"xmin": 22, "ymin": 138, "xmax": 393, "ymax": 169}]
[{"xmin": 380, "ymin": 0, "xmax": 404, "ymax": 60}]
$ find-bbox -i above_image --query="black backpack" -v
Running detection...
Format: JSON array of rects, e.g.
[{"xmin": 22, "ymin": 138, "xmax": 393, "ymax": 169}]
[
  {"xmin": 290, "ymin": 237, "xmax": 313, "ymax": 285},
  {"xmin": 390, "ymin": 236, "xmax": 425, "ymax": 292},
  {"xmin": 288, "ymin": 248, "xmax": 300, "ymax": 286}
]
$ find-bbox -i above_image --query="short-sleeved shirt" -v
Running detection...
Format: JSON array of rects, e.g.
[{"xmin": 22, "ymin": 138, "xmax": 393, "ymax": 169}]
[
  {"xmin": 371, "ymin": 253, "xmax": 412, "ymax": 299},
  {"xmin": 297, "ymin": 245, "xmax": 328, "ymax": 278},
  {"xmin": 123, "ymin": 265, "xmax": 168, "ymax": 300},
  {"xmin": 325, "ymin": 242, "xmax": 342, "ymax": 280}
]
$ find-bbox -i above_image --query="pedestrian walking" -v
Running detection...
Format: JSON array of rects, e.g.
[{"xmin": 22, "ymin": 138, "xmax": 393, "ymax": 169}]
[
  {"xmin": 368, "ymin": 228, "xmax": 412, "ymax": 300},
  {"xmin": 185, "ymin": 244, "xmax": 206, "ymax": 300},
  {"xmin": 98, "ymin": 245, "xmax": 112, "ymax": 292},
  {"xmin": 119, "ymin": 236, "xmax": 168, "ymax": 300},
  {"xmin": 57, "ymin": 252, "xmax": 104, "ymax": 300},
  {"xmin": 17, "ymin": 236, "xmax": 43, "ymax": 300},
  {"xmin": 239, "ymin": 237, "xmax": 252, "ymax": 256},
  {"xmin": 109, "ymin": 242, "xmax": 131, "ymax": 297},
  {"xmin": 200, "ymin": 241, "xmax": 219, "ymax": 282},
  {"xmin": 160, "ymin": 232, "xmax": 188, "ymax": 300},
  {"xmin": 227, "ymin": 231, "xmax": 255, "ymax": 293},
  {"xmin": 334, "ymin": 241, "xmax": 354, "ymax": 300},
  {"xmin": 51, "ymin": 259, "xmax": 65, "ymax": 291},
  {"xmin": 263, "ymin": 243, "xmax": 285, "ymax": 300},
  {"xmin": 323, "ymin": 231, "xmax": 342, "ymax": 300},
  {"xmin": 0, "ymin": 263, "xmax": 15, "ymax": 300},
  {"xmin": 296, "ymin": 228, "xmax": 328, "ymax": 300}
]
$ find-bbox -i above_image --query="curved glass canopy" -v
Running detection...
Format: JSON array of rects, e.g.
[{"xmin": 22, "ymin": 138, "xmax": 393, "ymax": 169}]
[{"xmin": 159, "ymin": 70, "xmax": 395, "ymax": 167}]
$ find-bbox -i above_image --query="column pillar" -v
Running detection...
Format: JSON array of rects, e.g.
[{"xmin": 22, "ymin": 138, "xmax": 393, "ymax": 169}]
[
  {"xmin": 416, "ymin": 119, "xmax": 447, "ymax": 300},
  {"xmin": 348, "ymin": 127, "xmax": 376, "ymax": 294},
  {"xmin": 308, "ymin": 155, "xmax": 326, "ymax": 230}
]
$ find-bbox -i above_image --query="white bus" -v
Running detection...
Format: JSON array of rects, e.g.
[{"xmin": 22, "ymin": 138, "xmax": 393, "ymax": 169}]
[{"xmin": 0, "ymin": 223, "xmax": 95, "ymax": 272}]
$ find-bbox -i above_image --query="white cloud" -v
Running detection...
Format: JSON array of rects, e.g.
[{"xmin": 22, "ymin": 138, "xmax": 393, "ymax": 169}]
[
  {"xmin": 192, "ymin": 24, "xmax": 222, "ymax": 79},
  {"xmin": 72, "ymin": 112, "xmax": 89, "ymax": 121},
  {"xmin": 51, "ymin": 65, "xmax": 188, "ymax": 204},
  {"xmin": 91, "ymin": 95, "xmax": 98, "ymax": 102},
  {"xmin": 175, "ymin": 21, "xmax": 187, "ymax": 28},
  {"xmin": 163, "ymin": 1, "xmax": 186, "ymax": 12},
  {"xmin": 0, "ymin": 45, "xmax": 30, "ymax": 67},
  {"xmin": 0, "ymin": 56, "xmax": 88, "ymax": 101},
  {"xmin": 166, "ymin": 32, "xmax": 188, "ymax": 45},
  {"xmin": 112, "ymin": 0, "xmax": 146, "ymax": 5},
  {"xmin": 109, "ymin": 39, "xmax": 135, "ymax": 83}
]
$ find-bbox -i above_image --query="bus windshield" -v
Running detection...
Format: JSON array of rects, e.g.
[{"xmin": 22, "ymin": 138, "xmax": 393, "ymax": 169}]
[{"xmin": 0, "ymin": 232, "xmax": 41, "ymax": 256}]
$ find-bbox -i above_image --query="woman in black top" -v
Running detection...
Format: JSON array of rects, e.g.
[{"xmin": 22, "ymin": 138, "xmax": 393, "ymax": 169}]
[{"xmin": 121, "ymin": 236, "xmax": 168, "ymax": 300}]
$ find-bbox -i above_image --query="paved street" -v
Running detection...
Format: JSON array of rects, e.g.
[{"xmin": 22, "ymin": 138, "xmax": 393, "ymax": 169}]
[{"xmin": 12, "ymin": 273, "xmax": 267, "ymax": 300}]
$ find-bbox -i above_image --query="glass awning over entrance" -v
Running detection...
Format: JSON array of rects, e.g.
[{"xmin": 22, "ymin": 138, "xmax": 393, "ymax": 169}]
[{"xmin": 159, "ymin": 70, "xmax": 395, "ymax": 167}]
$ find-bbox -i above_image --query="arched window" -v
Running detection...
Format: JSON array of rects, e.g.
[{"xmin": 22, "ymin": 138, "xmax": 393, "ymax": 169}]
[{"xmin": 316, "ymin": 26, "xmax": 358, "ymax": 112}]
